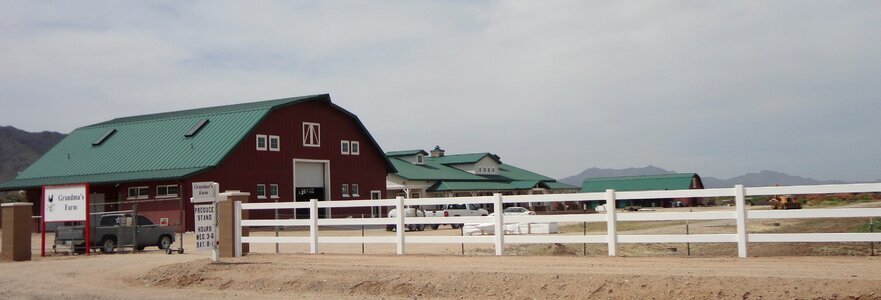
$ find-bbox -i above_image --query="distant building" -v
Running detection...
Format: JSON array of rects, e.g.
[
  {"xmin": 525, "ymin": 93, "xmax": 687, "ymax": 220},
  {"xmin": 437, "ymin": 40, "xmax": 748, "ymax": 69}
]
[
  {"xmin": 581, "ymin": 173, "xmax": 705, "ymax": 208},
  {"xmin": 385, "ymin": 146, "xmax": 578, "ymax": 211},
  {"xmin": 0, "ymin": 94, "xmax": 395, "ymax": 230}
]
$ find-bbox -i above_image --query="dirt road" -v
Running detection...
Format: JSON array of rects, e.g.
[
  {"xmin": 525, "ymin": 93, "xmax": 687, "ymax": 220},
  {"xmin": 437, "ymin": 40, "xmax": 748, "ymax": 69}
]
[
  {"xmin": 3, "ymin": 202, "xmax": 880, "ymax": 299},
  {"xmin": 2, "ymin": 251, "xmax": 880, "ymax": 299}
]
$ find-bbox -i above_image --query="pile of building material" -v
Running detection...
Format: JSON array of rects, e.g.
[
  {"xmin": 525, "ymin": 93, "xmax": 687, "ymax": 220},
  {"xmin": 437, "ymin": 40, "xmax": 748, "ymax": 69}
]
[{"xmin": 462, "ymin": 222, "xmax": 559, "ymax": 236}]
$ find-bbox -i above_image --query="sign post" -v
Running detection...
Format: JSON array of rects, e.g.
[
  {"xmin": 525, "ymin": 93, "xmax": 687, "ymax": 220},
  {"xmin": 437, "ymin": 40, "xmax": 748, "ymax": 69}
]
[
  {"xmin": 41, "ymin": 183, "xmax": 90, "ymax": 256},
  {"xmin": 192, "ymin": 182, "xmax": 220, "ymax": 263}
]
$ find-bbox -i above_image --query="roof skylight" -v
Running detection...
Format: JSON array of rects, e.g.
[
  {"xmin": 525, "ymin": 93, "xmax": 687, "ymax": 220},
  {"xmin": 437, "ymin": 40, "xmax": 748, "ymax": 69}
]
[
  {"xmin": 185, "ymin": 119, "xmax": 209, "ymax": 137},
  {"xmin": 91, "ymin": 129, "xmax": 117, "ymax": 146}
]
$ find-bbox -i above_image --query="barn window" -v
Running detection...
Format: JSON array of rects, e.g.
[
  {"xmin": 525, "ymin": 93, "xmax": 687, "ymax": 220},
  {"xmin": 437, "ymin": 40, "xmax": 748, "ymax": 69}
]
[
  {"xmin": 341, "ymin": 184, "xmax": 349, "ymax": 197},
  {"xmin": 269, "ymin": 135, "xmax": 280, "ymax": 151},
  {"xmin": 340, "ymin": 140, "xmax": 350, "ymax": 155},
  {"xmin": 269, "ymin": 184, "xmax": 279, "ymax": 198},
  {"xmin": 351, "ymin": 184, "xmax": 360, "ymax": 197},
  {"xmin": 127, "ymin": 186, "xmax": 149, "ymax": 199},
  {"xmin": 156, "ymin": 185, "xmax": 179, "ymax": 198},
  {"xmin": 256, "ymin": 135, "xmax": 267, "ymax": 151},
  {"xmin": 416, "ymin": 154, "xmax": 424, "ymax": 164},
  {"xmin": 303, "ymin": 122, "xmax": 320, "ymax": 147},
  {"xmin": 257, "ymin": 184, "xmax": 266, "ymax": 199},
  {"xmin": 351, "ymin": 141, "xmax": 360, "ymax": 155}
]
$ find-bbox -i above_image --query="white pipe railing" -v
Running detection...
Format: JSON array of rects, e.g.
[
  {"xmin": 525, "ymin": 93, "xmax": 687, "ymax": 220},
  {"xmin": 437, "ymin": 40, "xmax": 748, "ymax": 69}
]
[{"xmin": 234, "ymin": 183, "xmax": 881, "ymax": 258}]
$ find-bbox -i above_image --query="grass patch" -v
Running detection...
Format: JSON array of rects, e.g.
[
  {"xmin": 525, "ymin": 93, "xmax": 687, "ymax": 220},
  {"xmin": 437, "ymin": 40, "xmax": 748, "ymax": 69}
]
[
  {"xmin": 854, "ymin": 219, "xmax": 881, "ymax": 233},
  {"xmin": 803, "ymin": 193, "xmax": 879, "ymax": 208},
  {"xmin": 752, "ymin": 218, "xmax": 869, "ymax": 234}
]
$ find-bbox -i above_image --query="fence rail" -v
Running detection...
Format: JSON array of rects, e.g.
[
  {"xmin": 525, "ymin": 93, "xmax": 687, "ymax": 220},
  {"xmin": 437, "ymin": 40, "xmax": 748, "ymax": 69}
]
[{"xmin": 234, "ymin": 183, "xmax": 881, "ymax": 257}]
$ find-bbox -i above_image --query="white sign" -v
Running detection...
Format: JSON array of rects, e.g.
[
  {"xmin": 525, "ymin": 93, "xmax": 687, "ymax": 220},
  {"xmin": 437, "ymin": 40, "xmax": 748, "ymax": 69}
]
[
  {"xmin": 43, "ymin": 184, "xmax": 88, "ymax": 222},
  {"xmin": 194, "ymin": 203, "xmax": 217, "ymax": 251},
  {"xmin": 191, "ymin": 182, "xmax": 219, "ymax": 203}
]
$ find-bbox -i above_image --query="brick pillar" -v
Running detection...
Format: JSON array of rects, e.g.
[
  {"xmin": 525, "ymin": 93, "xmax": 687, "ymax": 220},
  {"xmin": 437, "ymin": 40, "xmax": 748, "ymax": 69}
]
[
  {"xmin": 217, "ymin": 192, "xmax": 249, "ymax": 258},
  {"xmin": 2, "ymin": 202, "xmax": 34, "ymax": 261}
]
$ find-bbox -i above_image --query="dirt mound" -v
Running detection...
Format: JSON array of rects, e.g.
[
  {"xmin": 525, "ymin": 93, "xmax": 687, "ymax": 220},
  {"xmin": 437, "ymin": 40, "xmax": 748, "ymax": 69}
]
[
  {"xmin": 139, "ymin": 258, "xmax": 438, "ymax": 298},
  {"xmin": 136, "ymin": 254, "xmax": 881, "ymax": 299}
]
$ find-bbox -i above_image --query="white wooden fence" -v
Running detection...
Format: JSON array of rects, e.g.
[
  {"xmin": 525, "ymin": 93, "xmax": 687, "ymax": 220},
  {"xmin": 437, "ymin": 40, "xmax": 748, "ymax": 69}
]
[{"xmin": 233, "ymin": 183, "xmax": 881, "ymax": 258}]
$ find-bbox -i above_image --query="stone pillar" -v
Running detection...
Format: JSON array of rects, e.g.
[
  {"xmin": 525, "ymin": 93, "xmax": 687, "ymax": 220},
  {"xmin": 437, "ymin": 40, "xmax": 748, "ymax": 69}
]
[
  {"xmin": 217, "ymin": 192, "xmax": 249, "ymax": 258},
  {"xmin": 2, "ymin": 202, "xmax": 34, "ymax": 261}
]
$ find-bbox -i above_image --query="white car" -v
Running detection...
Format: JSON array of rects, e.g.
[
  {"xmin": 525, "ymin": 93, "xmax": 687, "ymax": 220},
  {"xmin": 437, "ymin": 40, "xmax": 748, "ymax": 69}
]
[{"xmin": 490, "ymin": 207, "xmax": 535, "ymax": 216}]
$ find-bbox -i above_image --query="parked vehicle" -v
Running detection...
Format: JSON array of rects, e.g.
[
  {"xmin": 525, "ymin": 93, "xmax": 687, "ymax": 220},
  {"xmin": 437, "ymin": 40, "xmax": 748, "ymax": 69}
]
[
  {"xmin": 770, "ymin": 194, "xmax": 802, "ymax": 209},
  {"xmin": 498, "ymin": 207, "xmax": 535, "ymax": 216},
  {"xmin": 54, "ymin": 214, "xmax": 176, "ymax": 254},
  {"xmin": 385, "ymin": 208, "xmax": 426, "ymax": 231},
  {"xmin": 424, "ymin": 204, "xmax": 490, "ymax": 229}
]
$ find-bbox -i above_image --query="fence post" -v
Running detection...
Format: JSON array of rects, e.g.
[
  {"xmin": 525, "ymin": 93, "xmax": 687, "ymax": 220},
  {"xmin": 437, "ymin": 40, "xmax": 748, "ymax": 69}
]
[
  {"xmin": 493, "ymin": 193, "xmax": 504, "ymax": 256},
  {"xmin": 309, "ymin": 198, "xmax": 318, "ymax": 254},
  {"xmin": 396, "ymin": 196, "xmax": 405, "ymax": 255},
  {"xmin": 605, "ymin": 189, "xmax": 618, "ymax": 256},
  {"xmin": 234, "ymin": 201, "xmax": 242, "ymax": 257},
  {"xmin": 735, "ymin": 185, "xmax": 749, "ymax": 258}
]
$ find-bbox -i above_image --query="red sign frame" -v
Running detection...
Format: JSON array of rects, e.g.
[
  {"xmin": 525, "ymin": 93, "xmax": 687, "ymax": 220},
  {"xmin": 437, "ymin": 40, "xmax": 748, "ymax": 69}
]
[{"xmin": 41, "ymin": 183, "xmax": 90, "ymax": 257}]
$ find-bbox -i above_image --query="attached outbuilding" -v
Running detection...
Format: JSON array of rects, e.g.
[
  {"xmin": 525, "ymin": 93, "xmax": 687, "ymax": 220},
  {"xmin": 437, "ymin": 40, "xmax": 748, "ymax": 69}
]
[
  {"xmin": 386, "ymin": 146, "xmax": 578, "ymax": 212},
  {"xmin": 581, "ymin": 173, "xmax": 705, "ymax": 208},
  {"xmin": 0, "ymin": 94, "xmax": 395, "ymax": 231}
]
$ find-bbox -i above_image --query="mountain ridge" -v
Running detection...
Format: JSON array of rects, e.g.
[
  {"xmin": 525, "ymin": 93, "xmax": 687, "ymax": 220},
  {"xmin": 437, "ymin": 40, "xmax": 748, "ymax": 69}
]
[
  {"xmin": 560, "ymin": 166, "xmax": 852, "ymax": 188},
  {"xmin": 0, "ymin": 126, "xmax": 66, "ymax": 182}
]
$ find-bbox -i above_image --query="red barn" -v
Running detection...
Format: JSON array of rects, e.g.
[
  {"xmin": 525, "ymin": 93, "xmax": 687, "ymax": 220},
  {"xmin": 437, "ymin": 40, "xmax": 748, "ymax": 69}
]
[{"xmin": 0, "ymin": 94, "xmax": 395, "ymax": 231}]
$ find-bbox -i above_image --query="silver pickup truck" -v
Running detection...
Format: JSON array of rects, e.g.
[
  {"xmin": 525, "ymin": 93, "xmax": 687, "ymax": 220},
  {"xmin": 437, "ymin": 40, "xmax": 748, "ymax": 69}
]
[{"xmin": 55, "ymin": 214, "xmax": 175, "ymax": 254}]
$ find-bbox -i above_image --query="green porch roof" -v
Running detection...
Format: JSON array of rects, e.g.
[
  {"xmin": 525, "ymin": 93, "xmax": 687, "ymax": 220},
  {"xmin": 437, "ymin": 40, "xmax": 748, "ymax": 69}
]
[
  {"xmin": 544, "ymin": 181, "xmax": 580, "ymax": 190},
  {"xmin": 0, "ymin": 168, "xmax": 206, "ymax": 190},
  {"xmin": 580, "ymin": 173, "xmax": 699, "ymax": 193},
  {"xmin": 427, "ymin": 180, "xmax": 577, "ymax": 192},
  {"xmin": 428, "ymin": 181, "xmax": 515, "ymax": 192},
  {"xmin": 0, "ymin": 94, "xmax": 395, "ymax": 190},
  {"xmin": 428, "ymin": 180, "xmax": 551, "ymax": 192}
]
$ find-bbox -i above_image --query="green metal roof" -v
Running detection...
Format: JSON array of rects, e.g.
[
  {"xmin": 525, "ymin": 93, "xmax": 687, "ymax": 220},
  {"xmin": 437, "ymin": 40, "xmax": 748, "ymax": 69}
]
[
  {"xmin": 580, "ymin": 173, "xmax": 699, "ymax": 193},
  {"xmin": 386, "ymin": 150, "xmax": 427, "ymax": 157},
  {"xmin": 427, "ymin": 180, "xmax": 576, "ymax": 192},
  {"xmin": 87, "ymin": 95, "xmax": 318, "ymax": 127},
  {"xmin": 544, "ymin": 181, "xmax": 579, "ymax": 190},
  {"xmin": 433, "ymin": 153, "xmax": 500, "ymax": 165},
  {"xmin": 388, "ymin": 149, "xmax": 573, "ymax": 192},
  {"xmin": 497, "ymin": 164, "xmax": 555, "ymax": 181},
  {"xmin": 0, "ymin": 94, "xmax": 396, "ymax": 190},
  {"xmin": 428, "ymin": 181, "xmax": 518, "ymax": 192},
  {"xmin": 388, "ymin": 158, "xmax": 486, "ymax": 181},
  {"xmin": 0, "ymin": 168, "xmax": 206, "ymax": 190}
]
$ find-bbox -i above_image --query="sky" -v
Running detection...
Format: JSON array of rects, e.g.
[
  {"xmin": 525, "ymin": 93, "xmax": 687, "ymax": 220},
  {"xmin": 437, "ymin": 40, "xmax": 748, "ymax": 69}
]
[{"xmin": 1, "ymin": 1, "xmax": 879, "ymax": 182}]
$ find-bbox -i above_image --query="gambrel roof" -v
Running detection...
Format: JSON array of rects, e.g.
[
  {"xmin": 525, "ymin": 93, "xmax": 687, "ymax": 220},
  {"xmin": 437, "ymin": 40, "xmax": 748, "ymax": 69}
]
[{"xmin": 0, "ymin": 94, "xmax": 394, "ymax": 190}]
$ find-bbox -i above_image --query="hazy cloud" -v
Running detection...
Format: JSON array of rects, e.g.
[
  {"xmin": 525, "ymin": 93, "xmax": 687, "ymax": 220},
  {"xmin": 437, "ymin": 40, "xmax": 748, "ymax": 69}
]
[{"xmin": 1, "ymin": 1, "xmax": 879, "ymax": 181}]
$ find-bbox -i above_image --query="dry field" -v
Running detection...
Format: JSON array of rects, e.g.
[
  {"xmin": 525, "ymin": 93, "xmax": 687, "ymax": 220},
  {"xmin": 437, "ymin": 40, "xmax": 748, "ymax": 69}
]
[{"xmin": 1, "ymin": 202, "xmax": 880, "ymax": 299}]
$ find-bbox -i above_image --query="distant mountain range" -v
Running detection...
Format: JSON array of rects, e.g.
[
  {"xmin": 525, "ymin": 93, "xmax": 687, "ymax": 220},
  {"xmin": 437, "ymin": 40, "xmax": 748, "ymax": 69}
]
[
  {"xmin": 0, "ymin": 126, "xmax": 66, "ymax": 182},
  {"xmin": 0, "ymin": 125, "xmax": 872, "ymax": 190},
  {"xmin": 559, "ymin": 165, "xmax": 851, "ymax": 188}
]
